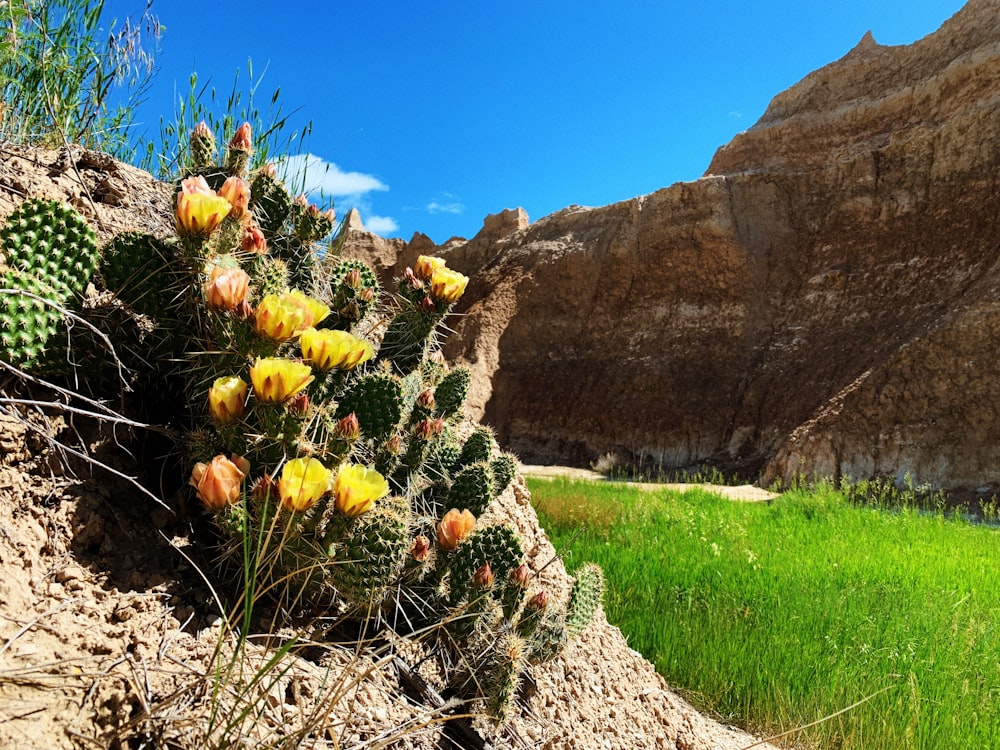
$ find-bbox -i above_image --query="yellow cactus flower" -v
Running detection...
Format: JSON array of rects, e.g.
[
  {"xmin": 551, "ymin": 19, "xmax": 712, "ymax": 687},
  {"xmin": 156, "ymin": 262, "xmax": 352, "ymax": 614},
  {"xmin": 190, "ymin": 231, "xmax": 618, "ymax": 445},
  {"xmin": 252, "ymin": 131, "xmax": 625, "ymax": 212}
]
[
  {"xmin": 429, "ymin": 267, "xmax": 469, "ymax": 304},
  {"xmin": 190, "ymin": 454, "xmax": 249, "ymax": 510},
  {"xmin": 249, "ymin": 357, "xmax": 314, "ymax": 403},
  {"xmin": 175, "ymin": 176, "xmax": 231, "ymax": 237},
  {"xmin": 278, "ymin": 457, "xmax": 332, "ymax": 512},
  {"xmin": 333, "ymin": 464, "xmax": 389, "ymax": 516},
  {"xmin": 299, "ymin": 327, "xmax": 374, "ymax": 371},
  {"xmin": 414, "ymin": 255, "xmax": 447, "ymax": 281},
  {"xmin": 208, "ymin": 376, "xmax": 248, "ymax": 423},
  {"xmin": 254, "ymin": 294, "xmax": 308, "ymax": 342},
  {"xmin": 282, "ymin": 290, "xmax": 330, "ymax": 330},
  {"xmin": 204, "ymin": 266, "xmax": 250, "ymax": 311},
  {"xmin": 437, "ymin": 508, "xmax": 476, "ymax": 550}
]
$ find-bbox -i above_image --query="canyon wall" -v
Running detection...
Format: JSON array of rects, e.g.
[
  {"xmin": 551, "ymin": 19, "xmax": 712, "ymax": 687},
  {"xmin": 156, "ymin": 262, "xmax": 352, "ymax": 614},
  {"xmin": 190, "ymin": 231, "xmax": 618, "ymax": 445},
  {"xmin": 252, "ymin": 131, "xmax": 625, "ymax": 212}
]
[{"xmin": 346, "ymin": 0, "xmax": 1000, "ymax": 490}]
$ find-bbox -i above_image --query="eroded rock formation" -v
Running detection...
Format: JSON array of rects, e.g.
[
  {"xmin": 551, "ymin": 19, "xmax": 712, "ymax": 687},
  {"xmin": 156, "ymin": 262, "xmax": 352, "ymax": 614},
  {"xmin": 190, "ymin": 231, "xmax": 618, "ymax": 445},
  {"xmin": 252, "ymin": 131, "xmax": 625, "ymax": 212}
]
[{"xmin": 346, "ymin": 0, "xmax": 1000, "ymax": 491}]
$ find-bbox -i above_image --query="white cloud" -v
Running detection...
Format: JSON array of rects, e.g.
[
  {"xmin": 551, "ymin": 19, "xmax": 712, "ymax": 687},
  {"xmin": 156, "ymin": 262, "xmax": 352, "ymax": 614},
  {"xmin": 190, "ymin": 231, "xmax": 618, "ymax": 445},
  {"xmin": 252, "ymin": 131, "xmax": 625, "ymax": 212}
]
[
  {"xmin": 275, "ymin": 153, "xmax": 388, "ymax": 198},
  {"xmin": 365, "ymin": 215, "xmax": 399, "ymax": 235},
  {"xmin": 426, "ymin": 191, "xmax": 465, "ymax": 215}
]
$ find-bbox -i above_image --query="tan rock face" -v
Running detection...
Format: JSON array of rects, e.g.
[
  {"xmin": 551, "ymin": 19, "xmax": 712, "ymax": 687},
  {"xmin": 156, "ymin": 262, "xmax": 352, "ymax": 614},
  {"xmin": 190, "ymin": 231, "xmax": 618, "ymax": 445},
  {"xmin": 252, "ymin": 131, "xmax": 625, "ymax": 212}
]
[{"xmin": 347, "ymin": 0, "xmax": 1000, "ymax": 491}]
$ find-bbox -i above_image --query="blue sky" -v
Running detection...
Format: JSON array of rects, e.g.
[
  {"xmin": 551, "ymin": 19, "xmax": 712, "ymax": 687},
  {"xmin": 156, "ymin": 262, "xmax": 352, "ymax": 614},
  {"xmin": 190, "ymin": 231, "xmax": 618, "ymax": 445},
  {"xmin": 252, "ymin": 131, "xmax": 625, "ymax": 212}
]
[{"xmin": 108, "ymin": 0, "xmax": 965, "ymax": 243}]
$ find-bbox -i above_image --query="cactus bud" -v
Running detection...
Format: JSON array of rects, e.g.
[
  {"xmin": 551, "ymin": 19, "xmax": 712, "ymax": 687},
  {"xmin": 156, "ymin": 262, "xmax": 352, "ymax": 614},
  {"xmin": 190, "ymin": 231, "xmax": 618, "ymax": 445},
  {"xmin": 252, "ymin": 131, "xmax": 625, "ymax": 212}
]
[
  {"xmin": 358, "ymin": 287, "xmax": 375, "ymax": 303},
  {"xmin": 252, "ymin": 474, "xmax": 277, "ymax": 505},
  {"xmin": 230, "ymin": 122, "xmax": 252, "ymax": 152},
  {"xmin": 473, "ymin": 562, "xmax": 495, "ymax": 590},
  {"xmin": 335, "ymin": 412, "xmax": 361, "ymax": 441},
  {"xmin": 208, "ymin": 376, "xmax": 248, "ymax": 423},
  {"xmin": 204, "ymin": 266, "xmax": 250, "ymax": 311},
  {"xmin": 404, "ymin": 267, "xmax": 423, "ymax": 291},
  {"xmin": 526, "ymin": 590, "xmax": 549, "ymax": 612},
  {"xmin": 510, "ymin": 563, "xmax": 531, "ymax": 589},
  {"xmin": 219, "ymin": 176, "xmax": 251, "ymax": 222},
  {"xmin": 417, "ymin": 389, "xmax": 436, "ymax": 410},
  {"xmin": 190, "ymin": 454, "xmax": 249, "ymax": 510},
  {"xmin": 286, "ymin": 391, "xmax": 310, "ymax": 417},
  {"xmin": 189, "ymin": 121, "xmax": 216, "ymax": 167},
  {"xmin": 419, "ymin": 296, "xmax": 436, "ymax": 313},
  {"xmin": 386, "ymin": 434, "xmax": 403, "ymax": 455},
  {"xmin": 241, "ymin": 223, "xmax": 267, "ymax": 254},
  {"xmin": 344, "ymin": 268, "xmax": 362, "ymax": 289},
  {"xmin": 437, "ymin": 508, "xmax": 476, "ymax": 551},
  {"xmin": 410, "ymin": 534, "xmax": 431, "ymax": 562}
]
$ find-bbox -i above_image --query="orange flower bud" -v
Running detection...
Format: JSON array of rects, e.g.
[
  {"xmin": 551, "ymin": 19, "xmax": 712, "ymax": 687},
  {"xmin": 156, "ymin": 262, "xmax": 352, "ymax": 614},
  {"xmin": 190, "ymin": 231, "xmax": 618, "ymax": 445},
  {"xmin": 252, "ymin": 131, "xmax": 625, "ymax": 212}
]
[
  {"xmin": 287, "ymin": 391, "xmax": 310, "ymax": 417},
  {"xmin": 430, "ymin": 267, "xmax": 469, "ymax": 304},
  {"xmin": 278, "ymin": 457, "xmax": 332, "ymax": 512},
  {"xmin": 335, "ymin": 413, "xmax": 361, "ymax": 441},
  {"xmin": 417, "ymin": 390, "xmax": 435, "ymax": 410},
  {"xmin": 437, "ymin": 508, "xmax": 476, "ymax": 551},
  {"xmin": 249, "ymin": 357, "xmax": 314, "ymax": 403},
  {"xmin": 526, "ymin": 590, "xmax": 549, "ymax": 612},
  {"xmin": 218, "ymin": 176, "xmax": 251, "ymax": 222},
  {"xmin": 252, "ymin": 474, "xmax": 277, "ymax": 505},
  {"xmin": 472, "ymin": 562, "xmax": 494, "ymax": 589},
  {"xmin": 333, "ymin": 464, "xmax": 390, "ymax": 516},
  {"xmin": 190, "ymin": 454, "xmax": 249, "ymax": 510},
  {"xmin": 299, "ymin": 327, "xmax": 373, "ymax": 371},
  {"xmin": 204, "ymin": 266, "xmax": 250, "ymax": 311},
  {"xmin": 509, "ymin": 563, "xmax": 531, "ymax": 589},
  {"xmin": 229, "ymin": 122, "xmax": 252, "ymax": 151},
  {"xmin": 241, "ymin": 223, "xmax": 267, "ymax": 254},
  {"xmin": 410, "ymin": 535, "xmax": 431, "ymax": 562},
  {"xmin": 208, "ymin": 376, "xmax": 248, "ymax": 423}
]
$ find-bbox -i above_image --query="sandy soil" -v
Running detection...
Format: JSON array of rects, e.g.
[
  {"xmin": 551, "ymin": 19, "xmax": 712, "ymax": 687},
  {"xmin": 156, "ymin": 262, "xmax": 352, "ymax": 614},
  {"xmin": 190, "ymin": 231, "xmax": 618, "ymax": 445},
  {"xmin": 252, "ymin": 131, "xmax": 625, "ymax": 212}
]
[{"xmin": 520, "ymin": 464, "xmax": 778, "ymax": 502}]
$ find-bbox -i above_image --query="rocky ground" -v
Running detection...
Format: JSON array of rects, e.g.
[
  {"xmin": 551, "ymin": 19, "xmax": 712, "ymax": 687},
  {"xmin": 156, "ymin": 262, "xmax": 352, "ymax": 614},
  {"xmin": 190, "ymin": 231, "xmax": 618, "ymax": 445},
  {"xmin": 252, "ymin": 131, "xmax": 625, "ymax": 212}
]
[{"xmin": 0, "ymin": 145, "xmax": 785, "ymax": 748}]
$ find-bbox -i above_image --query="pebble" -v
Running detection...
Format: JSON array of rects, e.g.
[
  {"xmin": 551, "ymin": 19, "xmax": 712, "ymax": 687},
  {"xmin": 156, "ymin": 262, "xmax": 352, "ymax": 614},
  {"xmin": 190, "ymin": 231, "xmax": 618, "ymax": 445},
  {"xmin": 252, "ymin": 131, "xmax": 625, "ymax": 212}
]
[{"xmin": 55, "ymin": 565, "xmax": 85, "ymax": 583}]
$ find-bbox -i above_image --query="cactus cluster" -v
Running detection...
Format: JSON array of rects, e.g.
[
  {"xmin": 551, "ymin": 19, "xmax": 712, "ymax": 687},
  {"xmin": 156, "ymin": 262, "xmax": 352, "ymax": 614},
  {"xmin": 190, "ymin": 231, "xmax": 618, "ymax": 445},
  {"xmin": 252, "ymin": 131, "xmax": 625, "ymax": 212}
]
[
  {"xmin": 0, "ymin": 122, "xmax": 605, "ymax": 728},
  {"xmin": 0, "ymin": 198, "xmax": 98, "ymax": 370}
]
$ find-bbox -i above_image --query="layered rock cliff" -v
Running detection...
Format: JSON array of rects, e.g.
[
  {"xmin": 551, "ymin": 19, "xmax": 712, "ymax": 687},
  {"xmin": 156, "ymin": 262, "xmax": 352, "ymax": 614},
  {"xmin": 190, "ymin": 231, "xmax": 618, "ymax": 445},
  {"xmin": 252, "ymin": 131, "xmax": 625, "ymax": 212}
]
[{"xmin": 346, "ymin": 0, "xmax": 1000, "ymax": 491}]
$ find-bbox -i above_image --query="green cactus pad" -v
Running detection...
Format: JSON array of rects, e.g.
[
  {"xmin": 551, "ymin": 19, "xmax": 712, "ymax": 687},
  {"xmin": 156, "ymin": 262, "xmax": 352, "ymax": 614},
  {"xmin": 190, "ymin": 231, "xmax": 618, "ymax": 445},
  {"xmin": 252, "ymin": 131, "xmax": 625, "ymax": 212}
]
[
  {"xmin": 2, "ymin": 198, "xmax": 98, "ymax": 297},
  {"xmin": 0, "ymin": 271, "xmax": 64, "ymax": 368},
  {"xmin": 100, "ymin": 231, "xmax": 176, "ymax": 320},
  {"xmin": 525, "ymin": 612, "xmax": 569, "ymax": 665},
  {"xmin": 250, "ymin": 168, "xmax": 293, "ymax": 235},
  {"xmin": 322, "ymin": 495, "xmax": 411, "ymax": 607},
  {"xmin": 458, "ymin": 426, "xmax": 497, "ymax": 468},
  {"xmin": 566, "ymin": 563, "xmax": 605, "ymax": 640},
  {"xmin": 490, "ymin": 453, "xmax": 518, "ymax": 499},
  {"xmin": 433, "ymin": 366, "xmax": 471, "ymax": 419},
  {"xmin": 325, "ymin": 257, "xmax": 380, "ymax": 327},
  {"xmin": 447, "ymin": 523, "xmax": 524, "ymax": 608},
  {"xmin": 446, "ymin": 461, "xmax": 494, "ymax": 518},
  {"xmin": 336, "ymin": 370, "xmax": 405, "ymax": 442}
]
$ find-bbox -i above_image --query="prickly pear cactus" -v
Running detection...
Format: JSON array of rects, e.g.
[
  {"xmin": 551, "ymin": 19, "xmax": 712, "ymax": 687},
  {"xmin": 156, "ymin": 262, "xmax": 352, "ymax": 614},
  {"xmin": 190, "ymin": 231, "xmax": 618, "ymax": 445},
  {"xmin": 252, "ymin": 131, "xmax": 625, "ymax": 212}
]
[
  {"xmin": 0, "ymin": 198, "xmax": 98, "ymax": 370},
  {"xmin": 86, "ymin": 122, "xmax": 605, "ymax": 729}
]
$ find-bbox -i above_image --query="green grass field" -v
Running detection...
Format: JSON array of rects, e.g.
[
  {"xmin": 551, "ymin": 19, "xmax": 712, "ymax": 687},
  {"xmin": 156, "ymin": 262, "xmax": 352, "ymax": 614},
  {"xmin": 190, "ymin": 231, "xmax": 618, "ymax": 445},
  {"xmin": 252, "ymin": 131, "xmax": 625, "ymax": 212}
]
[{"xmin": 528, "ymin": 477, "xmax": 1000, "ymax": 750}]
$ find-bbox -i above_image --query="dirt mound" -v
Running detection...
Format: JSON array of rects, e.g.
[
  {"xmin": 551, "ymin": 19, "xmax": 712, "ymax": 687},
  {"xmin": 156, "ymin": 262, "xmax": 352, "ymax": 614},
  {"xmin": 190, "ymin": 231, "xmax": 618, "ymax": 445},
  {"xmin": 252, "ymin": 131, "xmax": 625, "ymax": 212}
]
[{"xmin": 0, "ymin": 146, "xmax": 780, "ymax": 748}]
